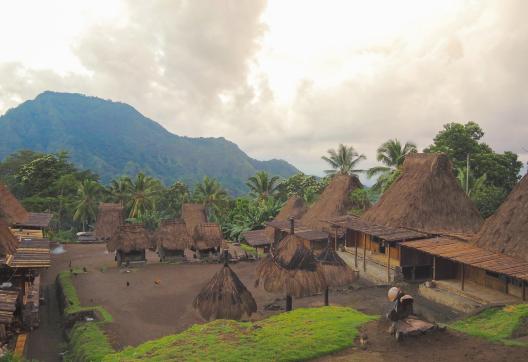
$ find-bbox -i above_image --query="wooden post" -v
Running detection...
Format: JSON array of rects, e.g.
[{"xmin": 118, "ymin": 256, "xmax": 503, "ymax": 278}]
[
  {"xmin": 354, "ymin": 231, "xmax": 358, "ymax": 268},
  {"xmin": 286, "ymin": 295, "xmax": 292, "ymax": 311},
  {"xmin": 334, "ymin": 228, "xmax": 338, "ymax": 251},
  {"xmin": 324, "ymin": 287, "xmax": 329, "ymax": 306},
  {"xmin": 411, "ymin": 266, "xmax": 416, "ymax": 281},
  {"xmin": 255, "ymin": 247, "xmax": 258, "ymax": 260},
  {"xmin": 460, "ymin": 263, "xmax": 465, "ymax": 291},
  {"xmin": 387, "ymin": 243, "xmax": 391, "ymax": 283},
  {"xmin": 432, "ymin": 256, "xmax": 436, "ymax": 280},
  {"xmin": 363, "ymin": 235, "xmax": 367, "ymax": 272},
  {"xmin": 522, "ymin": 281, "xmax": 526, "ymax": 301},
  {"xmin": 504, "ymin": 277, "xmax": 509, "ymax": 294}
]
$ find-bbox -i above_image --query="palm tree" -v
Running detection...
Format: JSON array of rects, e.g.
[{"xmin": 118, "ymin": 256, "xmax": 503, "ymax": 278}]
[
  {"xmin": 108, "ymin": 176, "xmax": 132, "ymax": 205},
  {"xmin": 128, "ymin": 173, "xmax": 159, "ymax": 219},
  {"xmin": 73, "ymin": 180, "xmax": 102, "ymax": 231},
  {"xmin": 194, "ymin": 176, "xmax": 229, "ymax": 214},
  {"xmin": 367, "ymin": 139, "xmax": 417, "ymax": 191},
  {"xmin": 246, "ymin": 171, "xmax": 280, "ymax": 200},
  {"xmin": 457, "ymin": 167, "xmax": 487, "ymax": 197},
  {"xmin": 322, "ymin": 144, "xmax": 366, "ymax": 176}
]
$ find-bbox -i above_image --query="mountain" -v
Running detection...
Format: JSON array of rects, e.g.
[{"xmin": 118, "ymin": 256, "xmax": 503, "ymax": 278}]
[{"xmin": 0, "ymin": 91, "xmax": 298, "ymax": 194}]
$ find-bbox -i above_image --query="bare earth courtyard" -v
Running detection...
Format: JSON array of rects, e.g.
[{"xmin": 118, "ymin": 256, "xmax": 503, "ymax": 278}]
[{"xmin": 27, "ymin": 244, "xmax": 527, "ymax": 361}]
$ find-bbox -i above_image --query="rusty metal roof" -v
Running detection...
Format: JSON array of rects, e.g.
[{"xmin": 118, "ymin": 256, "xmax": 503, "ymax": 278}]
[
  {"xmin": 401, "ymin": 237, "xmax": 528, "ymax": 282},
  {"xmin": 326, "ymin": 215, "xmax": 428, "ymax": 242}
]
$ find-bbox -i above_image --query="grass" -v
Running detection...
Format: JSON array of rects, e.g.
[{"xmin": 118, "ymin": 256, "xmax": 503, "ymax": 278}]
[
  {"xmin": 104, "ymin": 306, "xmax": 377, "ymax": 362},
  {"xmin": 451, "ymin": 303, "xmax": 528, "ymax": 347}
]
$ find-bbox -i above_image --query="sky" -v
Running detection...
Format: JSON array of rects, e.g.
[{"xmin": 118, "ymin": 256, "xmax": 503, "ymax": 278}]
[{"xmin": 0, "ymin": 0, "xmax": 527, "ymax": 179}]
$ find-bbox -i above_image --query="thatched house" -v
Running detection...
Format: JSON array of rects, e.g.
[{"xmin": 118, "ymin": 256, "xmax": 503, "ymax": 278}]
[
  {"xmin": 193, "ymin": 254, "xmax": 257, "ymax": 320},
  {"xmin": 182, "ymin": 204, "xmax": 222, "ymax": 257},
  {"xmin": 317, "ymin": 246, "xmax": 357, "ymax": 305},
  {"xmin": 153, "ymin": 219, "xmax": 190, "ymax": 261},
  {"xmin": 256, "ymin": 232, "xmax": 326, "ymax": 311},
  {"xmin": 95, "ymin": 203, "xmax": 124, "ymax": 241},
  {"xmin": 107, "ymin": 224, "xmax": 150, "ymax": 266},
  {"xmin": 0, "ymin": 219, "xmax": 18, "ymax": 257}
]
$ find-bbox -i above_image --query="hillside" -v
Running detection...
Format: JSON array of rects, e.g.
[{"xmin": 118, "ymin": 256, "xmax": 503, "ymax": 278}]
[{"xmin": 0, "ymin": 92, "xmax": 298, "ymax": 194}]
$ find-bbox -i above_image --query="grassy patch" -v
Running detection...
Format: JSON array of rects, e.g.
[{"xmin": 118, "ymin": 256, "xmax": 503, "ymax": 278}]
[
  {"xmin": 105, "ymin": 306, "xmax": 377, "ymax": 362},
  {"xmin": 451, "ymin": 303, "xmax": 528, "ymax": 346}
]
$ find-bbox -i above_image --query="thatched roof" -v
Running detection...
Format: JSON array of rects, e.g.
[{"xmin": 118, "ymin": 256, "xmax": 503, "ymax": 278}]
[
  {"xmin": 316, "ymin": 247, "xmax": 357, "ymax": 287},
  {"xmin": 300, "ymin": 175, "xmax": 362, "ymax": 232},
  {"xmin": 0, "ymin": 183, "xmax": 29, "ymax": 225},
  {"xmin": 0, "ymin": 219, "xmax": 18, "ymax": 256},
  {"xmin": 95, "ymin": 203, "xmax": 124, "ymax": 240},
  {"xmin": 256, "ymin": 234, "xmax": 326, "ymax": 297},
  {"xmin": 191, "ymin": 223, "xmax": 223, "ymax": 251},
  {"xmin": 193, "ymin": 264, "xmax": 257, "ymax": 320},
  {"xmin": 18, "ymin": 212, "xmax": 53, "ymax": 228},
  {"xmin": 182, "ymin": 203, "xmax": 207, "ymax": 236},
  {"xmin": 362, "ymin": 153, "xmax": 483, "ymax": 234},
  {"xmin": 107, "ymin": 224, "xmax": 150, "ymax": 252},
  {"xmin": 153, "ymin": 219, "xmax": 190, "ymax": 251},
  {"xmin": 264, "ymin": 196, "xmax": 307, "ymax": 239},
  {"xmin": 473, "ymin": 174, "xmax": 528, "ymax": 261}
]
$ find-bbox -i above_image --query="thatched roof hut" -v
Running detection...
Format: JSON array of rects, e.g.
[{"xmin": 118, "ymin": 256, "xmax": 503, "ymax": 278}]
[
  {"xmin": 362, "ymin": 153, "xmax": 483, "ymax": 234},
  {"xmin": 316, "ymin": 247, "xmax": 357, "ymax": 287},
  {"xmin": 182, "ymin": 203, "xmax": 207, "ymax": 236},
  {"xmin": 0, "ymin": 183, "xmax": 29, "ymax": 225},
  {"xmin": 193, "ymin": 262, "xmax": 257, "ymax": 320},
  {"xmin": 191, "ymin": 223, "xmax": 223, "ymax": 251},
  {"xmin": 256, "ymin": 234, "xmax": 326, "ymax": 298},
  {"xmin": 95, "ymin": 203, "xmax": 124, "ymax": 241},
  {"xmin": 473, "ymin": 174, "xmax": 528, "ymax": 261},
  {"xmin": 300, "ymin": 175, "xmax": 362, "ymax": 232},
  {"xmin": 0, "ymin": 219, "xmax": 18, "ymax": 256},
  {"xmin": 153, "ymin": 219, "xmax": 190, "ymax": 251},
  {"xmin": 107, "ymin": 224, "xmax": 150, "ymax": 252},
  {"xmin": 264, "ymin": 196, "xmax": 307, "ymax": 238}
]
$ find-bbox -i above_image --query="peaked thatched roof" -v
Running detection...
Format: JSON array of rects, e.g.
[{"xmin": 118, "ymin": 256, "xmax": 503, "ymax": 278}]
[
  {"xmin": 316, "ymin": 247, "xmax": 357, "ymax": 287},
  {"xmin": 0, "ymin": 183, "xmax": 29, "ymax": 225},
  {"xmin": 362, "ymin": 153, "xmax": 483, "ymax": 234},
  {"xmin": 256, "ymin": 234, "xmax": 326, "ymax": 297},
  {"xmin": 182, "ymin": 203, "xmax": 207, "ymax": 236},
  {"xmin": 473, "ymin": 174, "xmax": 528, "ymax": 261},
  {"xmin": 0, "ymin": 219, "xmax": 18, "ymax": 256},
  {"xmin": 191, "ymin": 223, "xmax": 223, "ymax": 251},
  {"xmin": 263, "ymin": 196, "xmax": 308, "ymax": 239},
  {"xmin": 95, "ymin": 203, "xmax": 124, "ymax": 240},
  {"xmin": 300, "ymin": 175, "xmax": 362, "ymax": 232},
  {"xmin": 193, "ymin": 264, "xmax": 257, "ymax": 320},
  {"xmin": 107, "ymin": 224, "xmax": 150, "ymax": 252},
  {"xmin": 153, "ymin": 219, "xmax": 190, "ymax": 251}
]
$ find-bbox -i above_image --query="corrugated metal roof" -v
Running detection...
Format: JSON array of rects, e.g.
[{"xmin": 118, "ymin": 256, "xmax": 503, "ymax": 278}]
[{"xmin": 401, "ymin": 237, "xmax": 528, "ymax": 281}]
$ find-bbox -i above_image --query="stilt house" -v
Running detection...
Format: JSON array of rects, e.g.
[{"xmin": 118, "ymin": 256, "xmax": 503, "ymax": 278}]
[
  {"xmin": 182, "ymin": 204, "xmax": 222, "ymax": 257},
  {"xmin": 107, "ymin": 224, "xmax": 150, "ymax": 266},
  {"xmin": 153, "ymin": 219, "xmax": 190, "ymax": 261},
  {"xmin": 95, "ymin": 203, "xmax": 124, "ymax": 241}
]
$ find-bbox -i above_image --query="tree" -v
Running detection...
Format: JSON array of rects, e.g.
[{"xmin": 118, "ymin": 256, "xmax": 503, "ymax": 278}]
[
  {"xmin": 127, "ymin": 173, "xmax": 159, "ymax": 219},
  {"xmin": 246, "ymin": 171, "xmax": 280, "ymax": 200},
  {"xmin": 159, "ymin": 181, "xmax": 190, "ymax": 218},
  {"xmin": 322, "ymin": 144, "xmax": 366, "ymax": 176},
  {"xmin": 73, "ymin": 180, "xmax": 102, "ymax": 231},
  {"xmin": 456, "ymin": 167, "xmax": 487, "ymax": 197},
  {"xmin": 108, "ymin": 176, "xmax": 133, "ymax": 205},
  {"xmin": 277, "ymin": 173, "xmax": 329, "ymax": 204},
  {"xmin": 367, "ymin": 139, "xmax": 417, "ymax": 192},
  {"xmin": 193, "ymin": 176, "xmax": 229, "ymax": 216}
]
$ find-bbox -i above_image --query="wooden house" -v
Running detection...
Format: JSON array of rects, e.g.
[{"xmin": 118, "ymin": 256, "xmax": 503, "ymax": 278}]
[
  {"xmin": 153, "ymin": 219, "xmax": 190, "ymax": 261},
  {"xmin": 182, "ymin": 204, "xmax": 222, "ymax": 257},
  {"xmin": 107, "ymin": 224, "xmax": 150, "ymax": 266},
  {"xmin": 95, "ymin": 203, "xmax": 124, "ymax": 241}
]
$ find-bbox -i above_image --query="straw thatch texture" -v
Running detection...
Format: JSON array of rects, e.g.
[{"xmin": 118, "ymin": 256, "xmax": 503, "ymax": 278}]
[
  {"xmin": 107, "ymin": 224, "xmax": 150, "ymax": 252},
  {"xmin": 182, "ymin": 203, "xmax": 207, "ymax": 236},
  {"xmin": 0, "ymin": 183, "xmax": 29, "ymax": 225},
  {"xmin": 362, "ymin": 153, "xmax": 483, "ymax": 234},
  {"xmin": 0, "ymin": 219, "xmax": 18, "ymax": 256},
  {"xmin": 473, "ymin": 174, "xmax": 528, "ymax": 261},
  {"xmin": 153, "ymin": 219, "xmax": 190, "ymax": 251},
  {"xmin": 95, "ymin": 203, "xmax": 124, "ymax": 240},
  {"xmin": 256, "ymin": 234, "xmax": 326, "ymax": 297},
  {"xmin": 193, "ymin": 264, "xmax": 257, "ymax": 320},
  {"xmin": 191, "ymin": 223, "xmax": 223, "ymax": 251},
  {"xmin": 265, "ymin": 196, "xmax": 307, "ymax": 239},
  {"xmin": 316, "ymin": 247, "xmax": 357, "ymax": 287},
  {"xmin": 300, "ymin": 175, "xmax": 362, "ymax": 232}
]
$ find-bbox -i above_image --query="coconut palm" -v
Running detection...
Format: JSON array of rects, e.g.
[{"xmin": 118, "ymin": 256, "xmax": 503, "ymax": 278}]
[
  {"xmin": 73, "ymin": 180, "xmax": 102, "ymax": 231},
  {"xmin": 108, "ymin": 176, "xmax": 132, "ymax": 205},
  {"xmin": 367, "ymin": 139, "xmax": 417, "ymax": 191},
  {"xmin": 194, "ymin": 176, "xmax": 229, "ymax": 214},
  {"xmin": 128, "ymin": 173, "xmax": 159, "ymax": 219},
  {"xmin": 246, "ymin": 171, "xmax": 280, "ymax": 200},
  {"xmin": 322, "ymin": 144, "xmax": 366, "ymax": 176}
]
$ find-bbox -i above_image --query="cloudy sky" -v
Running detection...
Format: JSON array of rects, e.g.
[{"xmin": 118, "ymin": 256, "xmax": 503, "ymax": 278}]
[{"xmin": 0, "ymin": 0, "xmax": 527, "ymax": 178}]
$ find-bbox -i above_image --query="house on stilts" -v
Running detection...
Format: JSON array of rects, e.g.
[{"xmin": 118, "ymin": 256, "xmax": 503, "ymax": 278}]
[
  {"xmin": 107, "ymin": 224, "xmax": 150, "ymax": 266},
  {"xmin": 153, "ymin": 219, "xmax": 190, "ymax": 262},
  {"xmin": 182, "ymin": 204, "xmax": 222, "ymax": 258}
]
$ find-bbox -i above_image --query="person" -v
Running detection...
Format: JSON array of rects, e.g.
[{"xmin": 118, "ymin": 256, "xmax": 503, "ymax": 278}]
[{"xmin": 386, "ymin": 287, "xmax": 414, "ymax": 336}]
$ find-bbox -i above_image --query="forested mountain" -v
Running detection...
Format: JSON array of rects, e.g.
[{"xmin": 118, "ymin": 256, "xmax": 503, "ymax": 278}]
[{"xmin": 0, "ymin": 91, "xmax": 298, "ymax": 194}]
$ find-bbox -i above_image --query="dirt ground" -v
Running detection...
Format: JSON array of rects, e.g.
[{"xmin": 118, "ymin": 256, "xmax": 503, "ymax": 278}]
[{"xmin": 26, "ymin": 244, "xmax": 527, "ymax": 361}]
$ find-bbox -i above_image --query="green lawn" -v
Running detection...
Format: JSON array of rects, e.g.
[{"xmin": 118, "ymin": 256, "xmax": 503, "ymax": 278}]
[
  {"xmin": 104, "ymin": 306, "xmax": 377, "ymax": 362},
  {"xmin": 451, "ymin": 303, "xmax": 528, "ymax": 347}
]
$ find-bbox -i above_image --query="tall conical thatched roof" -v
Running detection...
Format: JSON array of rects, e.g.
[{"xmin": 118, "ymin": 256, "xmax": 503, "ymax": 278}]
[
  {"xmin": 153, "ymin": 219, "xmax": 190, "ymax": 251},
  {"xmin": 0, "ymin": 219, "xmax": 18, "ymax": 256},
  {"xmin": 316, "ymin": 247, "xmax": 357, "ymax": 287},
  {"xmin": 95, "ymin": 203, "xmax": 124, "ymax": 240},
  {"xmin": 300, "ymin": 175, "xmax": 362, "ymax": 232},
  {"xmin": 193, "ymin": 264, "xmax": 257, "ymax": 320},
  {"xmin": 191, "ymin": 223, "xmax": 223, "ymax": 251},
  {"xmin": 107, "ymin": 224, "xmax": 150, "ymax": 252},
  {"xmin": 264, "ymin": 196, "xmax": 308, "ymax": 239},
  {"xmin": 362, "ymin": 153, "xmax": 483, "ymax": 234},
  {"xmin": 256, "ymin": 234, "xmax": 326, "ymax": 297},
  {"xmin": 473, "ymin": 174, "xmax": 528, "ymax": 261},
  {"xmin": 0, "ymin": 183, "xmax": 29, "ymax": 225},
  {"xmin": 182, "ymin": 203, "xmax": 207, "ymax": 236}
]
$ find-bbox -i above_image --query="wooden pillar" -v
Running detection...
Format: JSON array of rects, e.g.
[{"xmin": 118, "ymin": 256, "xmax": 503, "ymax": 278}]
[
  {"xmin": 255, "ymin": 247, "xmax": 259, "ymax": 260},
  {"xmin": 354, "ymin": 231, "xmax": 358, "ymax": 268},
  {"xmin": 504, "ymin": 277, "xmax": 509, "ymax": 294},
  {"xmin": 432, "ymin": 256, "xmax": 436, "ymax": 280},
  {"xmin": 387, "ymin": 243, "xmax": 391, "ymax": 283},
  {"xmin": 411, "ymin": 266, "xmax": 416, "ymax": 281},
  {"xmin": 363, "ymin": 235, "xmax": 367, "ymax": 272},
  {"xmin": 460, "ymin": 263, "xmax": 465, "ymax": 291},
  {"xmin": 286, "ymin": 295, "xmax": 292, "ymax": 311},
  {"xmin": 324, "ymin": 287, "xmax": 329, "ymax": 306},
  {"xmin": 522, "ymin": 281, "xmax": 526, "ymax": 301},
  {"xmin": 334, "ymin": 228, "xmax": 338, "ymax": 251}
]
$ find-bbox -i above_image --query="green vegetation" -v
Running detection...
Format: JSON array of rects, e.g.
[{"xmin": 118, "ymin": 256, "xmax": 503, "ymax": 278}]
[
  {"xmin": 105, "ymin": 307, "xmax": 377, "ymax": 362},
  {"xmin": 322, "ymin": 144, "xmax": 366, "ymax": 176},
  {"xmin": 451, "ymin": 304, "xmax": 528, "ymax": 346}
]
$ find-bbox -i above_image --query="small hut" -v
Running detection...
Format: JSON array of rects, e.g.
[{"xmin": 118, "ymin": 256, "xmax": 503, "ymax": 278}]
[
  {"xmin": 107, "ymin": 224, "xmax": 150, "ymax": 266},
  {"xmin": 256, "ymin": 232, "xmax": 326, "ymax": 311},
  {"xmin": 182, "ymin": 204, "xmax": 221, "ymax": 257},
  {"xmin": 317, "ymin": 246, "xmax": 357, "ymax": 305},
  {"xmin": 300, "ymin": 175, "xmax": 363, "ymax": 233},
  {"xmin": 193, "ymin": 252, "xmax": 257, "ymax": 320},
  {"xmin": 95, "ymin": 203, "xmax": 124, "ymax": 241},
  {"xmin": 153, "ymin": 219, "xmax": 190, "ymax": 262}
]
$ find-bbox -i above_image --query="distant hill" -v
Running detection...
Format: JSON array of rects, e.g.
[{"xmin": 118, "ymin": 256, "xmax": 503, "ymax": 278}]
[{"xmin": 0, "ymin": 91, "xmax": 298, "ymax": 194}]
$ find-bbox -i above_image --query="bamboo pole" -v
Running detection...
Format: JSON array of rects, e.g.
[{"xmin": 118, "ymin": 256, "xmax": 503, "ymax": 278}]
[{"xmin": 387, "ymin": 243, "xmax": 391, "ymax": 283}]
